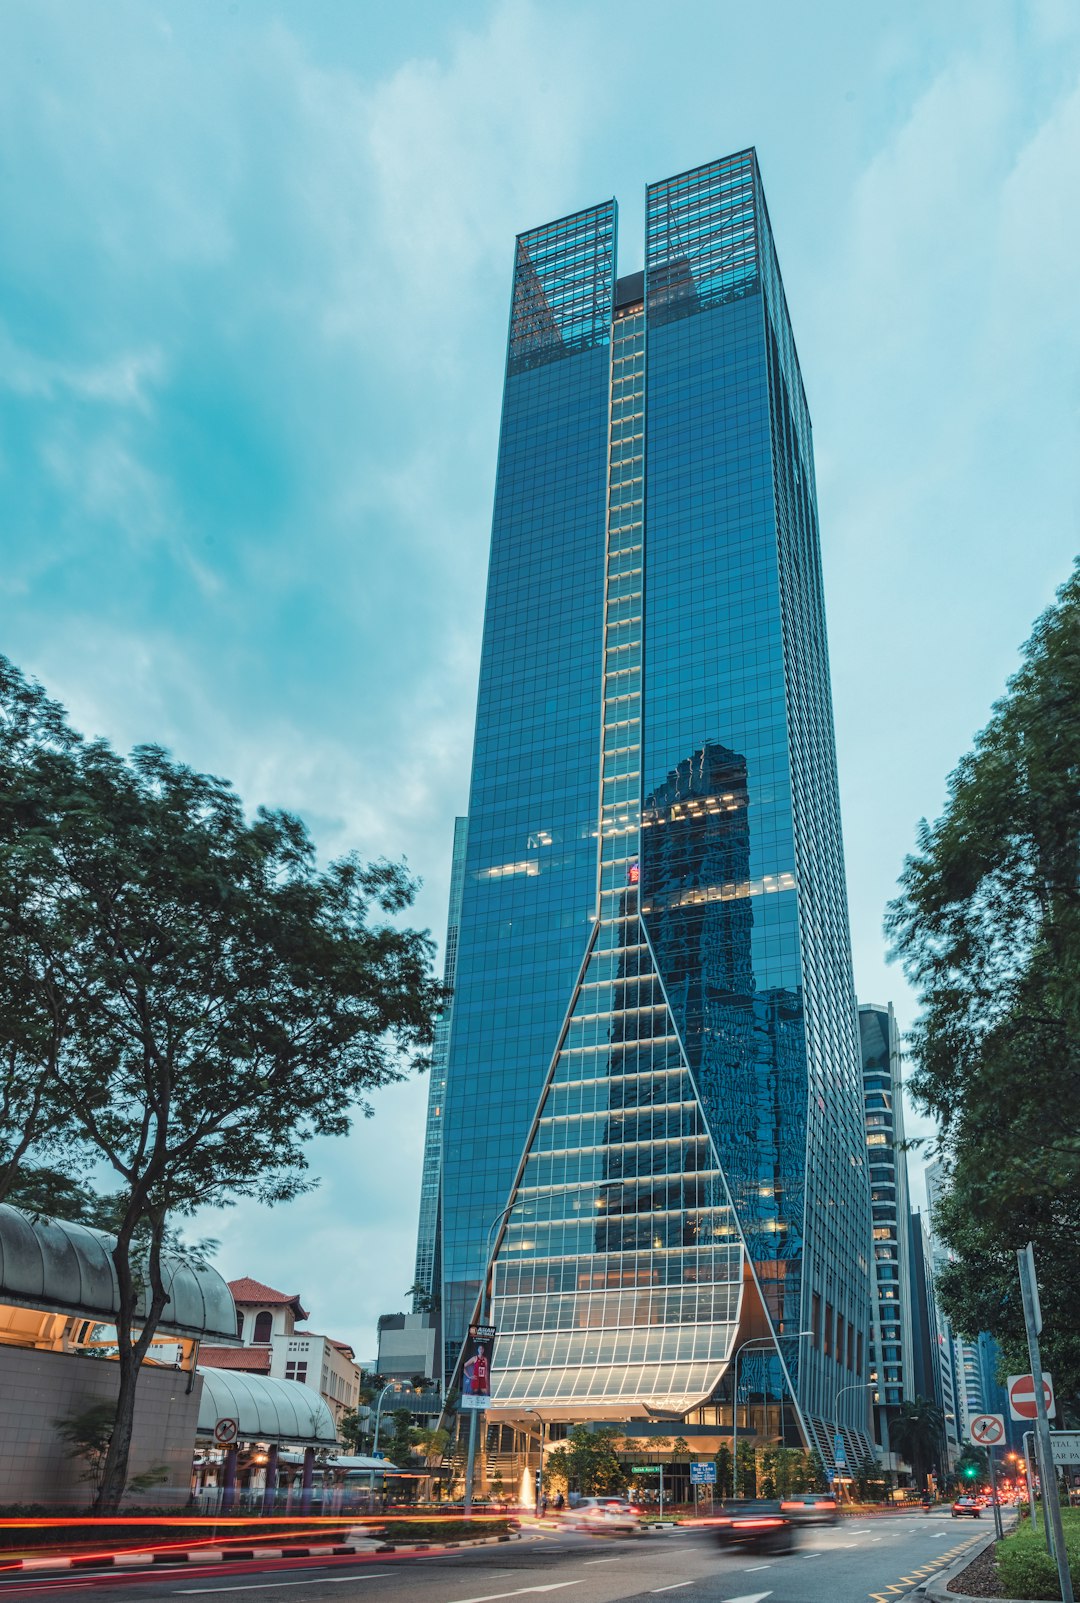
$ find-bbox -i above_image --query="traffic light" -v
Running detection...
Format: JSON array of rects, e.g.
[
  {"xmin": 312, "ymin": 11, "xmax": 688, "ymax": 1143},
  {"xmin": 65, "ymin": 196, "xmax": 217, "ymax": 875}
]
[{"xmin": 963, "ymin": 1464, "xmax": 979, "ymax": 1480}]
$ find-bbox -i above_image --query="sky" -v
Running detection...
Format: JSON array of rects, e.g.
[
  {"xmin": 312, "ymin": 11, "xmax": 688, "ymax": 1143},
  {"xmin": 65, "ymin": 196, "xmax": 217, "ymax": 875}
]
[{"xmin": 2, "ymin": 0, "xmax": 1078, "ymax": 1363}]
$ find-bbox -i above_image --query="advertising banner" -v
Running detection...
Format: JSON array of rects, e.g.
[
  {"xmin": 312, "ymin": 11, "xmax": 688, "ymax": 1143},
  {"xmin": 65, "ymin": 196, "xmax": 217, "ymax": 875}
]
[{"xmin": 460, "ymin": 1322, "xmax": 496, "ymax": 1410}]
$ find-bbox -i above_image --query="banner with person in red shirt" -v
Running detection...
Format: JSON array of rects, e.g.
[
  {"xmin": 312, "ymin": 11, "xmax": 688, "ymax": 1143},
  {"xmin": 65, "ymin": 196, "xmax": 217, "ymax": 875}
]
[{"xmin": 461, "ymin": 1322, "xmax": 496, "ymax": 1410}]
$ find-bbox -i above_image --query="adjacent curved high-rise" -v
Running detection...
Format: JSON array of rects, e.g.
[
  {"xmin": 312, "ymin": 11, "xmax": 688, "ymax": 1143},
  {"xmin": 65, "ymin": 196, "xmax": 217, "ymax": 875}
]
[{"xmin": 416, "ymin": 150, "xmax": 875, "ymax": 1465}]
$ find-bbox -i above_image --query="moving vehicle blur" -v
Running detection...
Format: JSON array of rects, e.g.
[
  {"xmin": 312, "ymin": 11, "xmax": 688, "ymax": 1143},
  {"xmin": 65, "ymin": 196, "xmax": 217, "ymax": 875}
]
[
  {"xmin": 714, "ymin": 1499, "xmax": 800, "ymax": 1553},
  {"xmin": 780, "ymin": 1492, "xmax": 839, "ymax": 1525},
  {"xmin": 952, "ymin": 1496, "xmax": 982, "ymax": 1518},
  {"xmin": 566, "ymin": 1497, "xmax": 643, "ymax": 1534}
]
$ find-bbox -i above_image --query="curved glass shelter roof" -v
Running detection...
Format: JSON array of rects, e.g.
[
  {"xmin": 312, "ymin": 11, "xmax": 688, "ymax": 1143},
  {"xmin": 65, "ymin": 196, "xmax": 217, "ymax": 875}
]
[
  {"xmin": 197, "ymin": 1368, "xmax": 337, "ymax": 1447},
  {"xmin": 0, "ymin": 1204, "xmax": 237, "ymax": 1342}
]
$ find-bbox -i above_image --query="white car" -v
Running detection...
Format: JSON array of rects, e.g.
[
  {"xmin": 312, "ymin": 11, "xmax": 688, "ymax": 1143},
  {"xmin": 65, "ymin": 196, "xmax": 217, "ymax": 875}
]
[{"xmin": 567, "ymin": 1497, "xmax": 643, "ymax": 1533}]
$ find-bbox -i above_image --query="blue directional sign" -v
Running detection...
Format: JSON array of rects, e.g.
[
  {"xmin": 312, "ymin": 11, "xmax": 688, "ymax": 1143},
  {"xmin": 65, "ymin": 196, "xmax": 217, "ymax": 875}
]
[{"xmin": 690, "ymin": 1462, "xmax": 717, "ymax": 1484}]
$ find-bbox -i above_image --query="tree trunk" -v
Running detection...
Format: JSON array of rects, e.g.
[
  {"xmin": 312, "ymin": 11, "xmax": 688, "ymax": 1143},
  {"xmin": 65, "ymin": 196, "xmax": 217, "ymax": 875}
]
[
  {"xmin": 95, "ymin": 1334, "xmax": 139, "ymax": 1514},
  {"xmin": 94, "ymin": 1215, "xmax": 170, "ymax": 1514}
]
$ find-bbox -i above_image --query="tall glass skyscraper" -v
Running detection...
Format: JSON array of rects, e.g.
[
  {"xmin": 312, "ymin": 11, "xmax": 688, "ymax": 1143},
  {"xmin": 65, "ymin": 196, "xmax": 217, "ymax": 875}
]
[{"xmin": 421, "ymin": 150, "xmax": 874, "ymax": 1463}]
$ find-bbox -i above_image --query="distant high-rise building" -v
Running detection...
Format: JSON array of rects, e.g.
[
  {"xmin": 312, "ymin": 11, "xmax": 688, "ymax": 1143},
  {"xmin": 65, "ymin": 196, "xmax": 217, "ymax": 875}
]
[
  {"xmin": 908, "ymin": 1208, "xmax": 949, "ymax": 1473},
  {"xmin": 925, "ymin": 1159, "xmax": 962, "ymax": 1466},
  {"xmin": 412, "ymin": 816, "xmax": 468, "ymax": 1379},
  {"xmin": 858, "ymin": 1003, "xmax": 915, "ymax": 1460},
  {"xmin": 426, "ymin": 151, "xmax": 875, "ymax": 1466}
]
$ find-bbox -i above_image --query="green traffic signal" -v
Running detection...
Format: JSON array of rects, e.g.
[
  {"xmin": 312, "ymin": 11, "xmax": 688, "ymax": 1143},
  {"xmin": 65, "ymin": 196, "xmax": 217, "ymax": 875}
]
[{"xmin": 964, "ymin": 1464, "xmax": 978, "ymax": 1478}]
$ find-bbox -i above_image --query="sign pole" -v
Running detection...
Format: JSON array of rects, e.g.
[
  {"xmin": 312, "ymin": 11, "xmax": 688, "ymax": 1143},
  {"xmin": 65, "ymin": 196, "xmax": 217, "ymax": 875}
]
[
  {"xmin": 1017, "ymin": 1245, "xmax": 1074, "ymax": 1603},
  {"xmin": 464, "ymin": 1409, "xmax": 479, "ymax": 1515},
  {"xmin": 988, "ymin": 1450, "xmax": 1003, "ymax": 1540},
  {"xmin": 1023, "ymin": 1430, "xmax": 1039, "ymax": 1538}
]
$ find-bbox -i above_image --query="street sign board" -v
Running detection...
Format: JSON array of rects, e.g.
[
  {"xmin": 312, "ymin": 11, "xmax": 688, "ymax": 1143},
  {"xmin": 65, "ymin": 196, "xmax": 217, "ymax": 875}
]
[
  {"xmin": 1048, "ymin": 1433, "xmax": 1080, "ymax": 1467},
  {"xmin": 833, "ymin": 1431, "xmax": 847, "ymax": 1467},
  {"xmin": 630, "ymin": 1465, "xmax": 661, "ymax": 1475},
  {"xmin": 968, "ymin": 1413, "xmax": 1006, "ymax": 1447},
  {"xmin": 1008, "ymin": 1372, "xmax": 1056, "ymax": 1421},
  {"xmin": 690, "ymin": 1462, "xmax": 717, "ymax": 1484},
  {"xmin": 213, "ymin": 1417, "xmax": 239, "ymax": 1445}
]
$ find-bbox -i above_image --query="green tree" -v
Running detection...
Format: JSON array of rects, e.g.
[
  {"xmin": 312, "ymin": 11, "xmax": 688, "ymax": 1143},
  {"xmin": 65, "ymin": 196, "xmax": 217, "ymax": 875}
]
[
  {"xmin": 955, "ymin": 1445, "xmax": 989, "ymax": 1489},
  {"xmin": 735, "ymin": 1440, "xmax": 757, "ymax": 1498},
  {"xmin": 715, "ymin": 1443, "xmax": 733, "ymax": 1500},
  {"xmin": 807, "ymin": 1446, "xmax": 829, "ymax": 1492},
  {"xmin": 0, "ymin": 659, "xmax": 442, "ymax": 1512},
  {"xmin": 338, "ymin": 1408, "xmax": 368, "ymax": 1454},
  {"xmin": 544, "ymin": 1427, "xmax": 627, "ymax": 1496},
  {"xmin": 411, "ymin": 1426, "xmax": 449, "ymax": 1466},
  {"xmin": 387, "ymin": 1408, "xmax": 417, "ymax": 1465},
  {"xmin": 888, "ymin": 1397, "xmax": 945, "ymax": 1489},
  {"xmin": 886, "ymin": 563, "xmax": 1080, "ymax": 1409}
]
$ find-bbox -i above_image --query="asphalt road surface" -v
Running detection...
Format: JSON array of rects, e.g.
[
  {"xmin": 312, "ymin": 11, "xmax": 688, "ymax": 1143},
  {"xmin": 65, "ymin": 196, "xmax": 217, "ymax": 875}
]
[{"xmin": 0, "ymin": 1513, "xmax": 988, "ymax": 1603}]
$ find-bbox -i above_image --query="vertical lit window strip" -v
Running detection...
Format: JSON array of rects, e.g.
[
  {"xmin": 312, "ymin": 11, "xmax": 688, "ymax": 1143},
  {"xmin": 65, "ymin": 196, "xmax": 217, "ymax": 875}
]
[{"xmin": 598, "ymin": 301, "xmax": 645, "ymax": 908}]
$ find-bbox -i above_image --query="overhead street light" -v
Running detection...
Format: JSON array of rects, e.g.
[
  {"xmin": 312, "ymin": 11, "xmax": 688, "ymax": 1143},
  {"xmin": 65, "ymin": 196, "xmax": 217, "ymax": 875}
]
[{"xmin": 730, "ymin": 1329, "xmax": 812, "ymax": 1488}]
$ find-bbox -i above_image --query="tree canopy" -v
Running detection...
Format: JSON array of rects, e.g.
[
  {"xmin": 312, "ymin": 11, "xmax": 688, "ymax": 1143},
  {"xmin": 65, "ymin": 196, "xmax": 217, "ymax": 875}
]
[
  {"xmin": 886, "ymin": 562, "xmax": 1080, "ymax": 1409},
  {"xmin": 0, "ymin": 656, "xmax": 442, "ymax": 1508},
  {"xmin": 544, "ymin": 1427, "xmax": 628, "ymax": 1496}
]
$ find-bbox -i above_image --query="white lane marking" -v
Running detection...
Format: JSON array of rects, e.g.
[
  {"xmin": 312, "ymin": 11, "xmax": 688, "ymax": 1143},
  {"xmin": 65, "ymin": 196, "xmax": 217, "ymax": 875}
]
[
  {"xmin": 725, "ymin": 1594, "xmax": 773, "ymax": 1603},
  {"xmin": 583, "ymin": 1557, "xmax": 623, "ymax": 1564},
  {"xmin": 178, "ymin": 1578, "xmax": 389, "ymax": 1596},
  {"xmin": 443, "ymin": 1587, "xmax": 584, "ymax": 1603},
  {"xmin": 802, "ymin": 1551, "xmax": 822, "ymax": 1558},
  {"xmin": 650, "ymin": 1585, "xmax": 694, "ymax": 1594},
  {"xmin": 742, "ymin": 1563, "xmax": 772, "ymax": 1571}
]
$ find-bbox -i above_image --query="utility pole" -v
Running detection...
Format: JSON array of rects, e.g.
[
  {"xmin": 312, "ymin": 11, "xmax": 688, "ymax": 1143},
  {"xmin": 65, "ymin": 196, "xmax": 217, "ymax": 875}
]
[{"xmin": 1017, "ymin": 1244, "xmax": 1073, "ymax": 1603}]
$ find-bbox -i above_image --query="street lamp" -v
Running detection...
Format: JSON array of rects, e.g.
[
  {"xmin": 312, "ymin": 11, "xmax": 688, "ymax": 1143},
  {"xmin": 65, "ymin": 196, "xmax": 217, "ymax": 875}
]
[
  {"xmin": 372, "ymin": 1381, "xmax": 417, "ymax": 1456},
  {"xmin": 833, "ymin": 1381, "xmax": 875, "ymax": 1500},
  {"xmin": 525, "ymin": 1407, "xmax": 547, "ymax": 1513},
  {"xmin": 730, "ymin": 1330, "xmax": 812, "ymax": 1496}
]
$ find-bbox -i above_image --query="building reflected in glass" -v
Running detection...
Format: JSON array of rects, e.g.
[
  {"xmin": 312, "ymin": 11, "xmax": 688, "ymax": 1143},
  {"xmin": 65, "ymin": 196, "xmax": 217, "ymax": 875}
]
[{"xmin": 418, "ymin": 151, "xmax": 874, "ymax": 1465}]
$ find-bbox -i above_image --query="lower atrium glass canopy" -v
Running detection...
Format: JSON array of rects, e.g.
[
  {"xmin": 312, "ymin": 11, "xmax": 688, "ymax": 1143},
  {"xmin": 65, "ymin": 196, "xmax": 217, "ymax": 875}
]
[{"xmin": 489, "ymin": 907, "xmax": 742, "ymax": 1416}]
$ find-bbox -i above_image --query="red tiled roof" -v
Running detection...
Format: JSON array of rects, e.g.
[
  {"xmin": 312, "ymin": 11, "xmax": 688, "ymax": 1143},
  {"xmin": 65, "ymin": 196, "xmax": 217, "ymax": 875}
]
[
  {"xmin": 328, "ymin": 1338, "xmax": 357, "ymax": 1360},
  {"xmin": 200, "ymin": 1347, "xmax": 271, "ymax": 1372},
  {"xmin": 227, "ymin": 1278, "xmax": 310, "ymax": 1321}
]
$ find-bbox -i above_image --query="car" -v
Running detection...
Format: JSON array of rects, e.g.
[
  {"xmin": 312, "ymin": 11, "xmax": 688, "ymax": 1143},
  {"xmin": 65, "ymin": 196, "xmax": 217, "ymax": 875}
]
[
  {"xmin": 567, "ymin": 1497, "xmax": 643, "ymax": 1534},
  {"xmin": 952, "ymin": 1497, "xmax": 982, "ymax": 1518},
  {"xmin": 780, "ymin": 1493, "xmax": 839, "ymax": 1525},
  {"xmin": 714, "ymin": 1499, "xmax": 800, "ymax": 1554}
]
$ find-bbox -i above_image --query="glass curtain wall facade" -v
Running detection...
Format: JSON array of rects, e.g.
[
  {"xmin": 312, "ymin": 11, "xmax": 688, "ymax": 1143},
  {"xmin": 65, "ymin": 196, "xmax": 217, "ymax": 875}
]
[
  {"xmin": 859, "ymin": 1002, "xmax": 915, "ymax": 1460},
  {"xmin": 433, "ymin": 150, "xmax": 873, "ymax": 1460}
]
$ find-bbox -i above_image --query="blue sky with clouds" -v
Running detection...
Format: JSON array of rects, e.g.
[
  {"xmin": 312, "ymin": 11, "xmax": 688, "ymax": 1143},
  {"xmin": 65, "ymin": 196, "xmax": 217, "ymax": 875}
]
[{"xmin": 2, "ymin": 0, "xmax": 1077, "ymax": 1358}]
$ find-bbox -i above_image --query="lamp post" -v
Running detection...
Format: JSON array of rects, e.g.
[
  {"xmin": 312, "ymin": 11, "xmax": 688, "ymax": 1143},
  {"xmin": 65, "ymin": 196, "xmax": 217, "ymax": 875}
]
[
  {"xmin": 833, "ymin": 1381, "xmax": 875, "ymax": 1501},
  {"xmin": 463, "ymin": 1201, "xmax": 518, "ymax": 1513},
  {"xmin": 730, "ymin": 1330, "xmax": 811, "ymax": 1499},
  {"xmin": 372, "ymin": 1381, "xmax": 417, "ymax": 1456},
  {"xmin": 525, "ymin": 1407, "xmax": 547, "ymax": 1513}
]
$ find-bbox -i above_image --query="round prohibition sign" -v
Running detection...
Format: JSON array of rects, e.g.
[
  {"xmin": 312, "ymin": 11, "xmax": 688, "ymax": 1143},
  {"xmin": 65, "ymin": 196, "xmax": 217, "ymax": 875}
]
[
  {"xmin": 214, "ymin": 1417, "xmax": 239, "ymax": 1445},
  {"xmin": 970, "ymin": 1414, "xmax": 1005, "ymax": 1446}
]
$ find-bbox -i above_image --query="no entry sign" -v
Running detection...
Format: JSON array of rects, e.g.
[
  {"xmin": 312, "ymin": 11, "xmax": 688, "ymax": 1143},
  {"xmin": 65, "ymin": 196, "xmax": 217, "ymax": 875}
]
[
  {"xmin": 968, "ymin": 1413, "xmax": 1006, "ymax": 1446},
  {"xmin": 1007, "ymin": 1372, "xmax": 1056, "ymax": 1422}
]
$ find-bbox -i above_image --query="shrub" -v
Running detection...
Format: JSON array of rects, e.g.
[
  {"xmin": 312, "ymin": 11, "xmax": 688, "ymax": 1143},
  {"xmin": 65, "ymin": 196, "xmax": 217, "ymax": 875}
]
[{"xmin": 995, "ymin": 1511, "xmax": 1080, "ymax": 1601}]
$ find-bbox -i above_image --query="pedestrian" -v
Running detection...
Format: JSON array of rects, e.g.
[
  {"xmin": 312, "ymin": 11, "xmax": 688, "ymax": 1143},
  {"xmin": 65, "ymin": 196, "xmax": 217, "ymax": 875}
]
[
  {"xmin": 554, "ymin": 1490, "xmax": 565, "ymax": 1513},
  {"xmin": 540, "ymin": 1492, "xmax": 548, "ymax": 1517}
]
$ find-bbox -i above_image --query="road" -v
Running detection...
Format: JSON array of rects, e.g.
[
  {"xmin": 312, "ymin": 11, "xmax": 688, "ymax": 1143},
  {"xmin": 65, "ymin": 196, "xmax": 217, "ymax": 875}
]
[{"xmin": 0, "ymin": 1513, "xmax": 988, "ymax": 1603}]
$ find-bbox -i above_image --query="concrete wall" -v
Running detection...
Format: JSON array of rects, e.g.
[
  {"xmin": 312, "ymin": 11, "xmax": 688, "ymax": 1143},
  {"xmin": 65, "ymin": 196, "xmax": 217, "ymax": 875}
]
[
  {"xmin": 0, "ymin": 1345, "xmax": 202, "ymax": 1507},
  {"xmin": 376, "ymin": 1314, "xmax": 436, "ymax": 1381}
]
